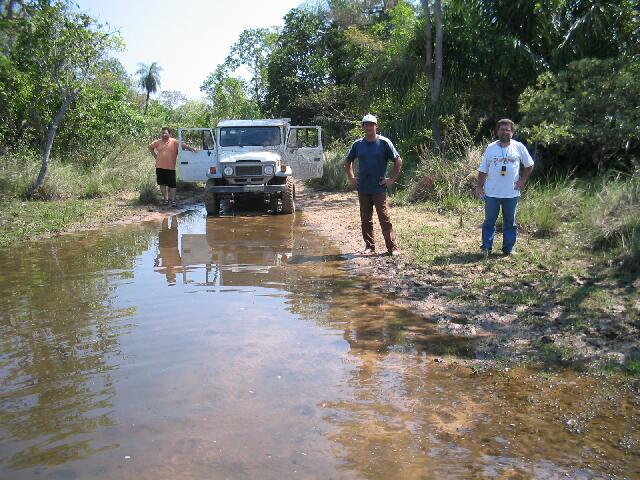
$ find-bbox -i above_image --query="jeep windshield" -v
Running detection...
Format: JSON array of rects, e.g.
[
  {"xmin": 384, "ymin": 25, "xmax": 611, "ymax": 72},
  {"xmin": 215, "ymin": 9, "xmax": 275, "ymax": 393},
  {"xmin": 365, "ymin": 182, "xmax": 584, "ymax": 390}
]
[{"xmin": 219, "ymin": 126, "xmax": 281, "ymax": 147}]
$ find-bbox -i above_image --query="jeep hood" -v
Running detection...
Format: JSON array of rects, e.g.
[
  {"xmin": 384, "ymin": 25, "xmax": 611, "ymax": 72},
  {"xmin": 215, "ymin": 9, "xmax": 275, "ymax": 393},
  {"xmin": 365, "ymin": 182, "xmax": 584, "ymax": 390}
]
[{"xmin": 219, "ymin": 151, "xmax": 283, "ymax": 163}]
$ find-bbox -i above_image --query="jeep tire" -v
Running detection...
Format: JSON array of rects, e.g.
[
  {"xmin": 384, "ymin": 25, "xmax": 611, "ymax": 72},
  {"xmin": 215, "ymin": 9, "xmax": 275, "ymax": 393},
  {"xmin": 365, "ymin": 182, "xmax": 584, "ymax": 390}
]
[
  {"xmin": 204, "ymin": 180, "xmax": 220, "ymax": 215},
  {"xmin": 281, "ymin": 176, "xmax": 295, "ymax": 214}
]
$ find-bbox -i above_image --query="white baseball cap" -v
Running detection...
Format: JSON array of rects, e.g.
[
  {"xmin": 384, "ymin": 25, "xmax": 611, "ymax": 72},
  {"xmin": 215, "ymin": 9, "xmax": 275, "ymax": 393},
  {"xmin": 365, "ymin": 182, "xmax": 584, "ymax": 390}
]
[{"xmin": 361, "ymin": 114, "xmax": 377, "ymax": 124}]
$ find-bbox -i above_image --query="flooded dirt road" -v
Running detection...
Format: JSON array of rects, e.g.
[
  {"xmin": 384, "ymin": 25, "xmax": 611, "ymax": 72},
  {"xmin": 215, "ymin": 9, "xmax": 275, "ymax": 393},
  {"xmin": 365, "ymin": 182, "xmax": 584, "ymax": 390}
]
[{"xmin": 1, "ymin": 207, "xmax": 638, "ymax": 479}]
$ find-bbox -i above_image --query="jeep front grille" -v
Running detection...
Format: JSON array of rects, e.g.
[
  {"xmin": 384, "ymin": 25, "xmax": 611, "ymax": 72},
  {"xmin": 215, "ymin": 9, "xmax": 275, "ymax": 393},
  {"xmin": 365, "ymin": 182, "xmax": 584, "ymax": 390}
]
[{"xmin": 236, "ymin": 165, "xmax": 262, "ymax": 176}]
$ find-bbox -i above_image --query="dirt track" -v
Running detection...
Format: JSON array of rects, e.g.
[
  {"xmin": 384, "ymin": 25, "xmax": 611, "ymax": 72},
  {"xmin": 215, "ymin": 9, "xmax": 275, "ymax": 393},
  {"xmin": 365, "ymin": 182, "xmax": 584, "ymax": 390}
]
[
  {"xmin": 297, "ymin": 188, "xmax": 492, "ymax": 360},
  {"xmin": 295, "ymin": 187, "xmax": 640, "ymax": 369}
]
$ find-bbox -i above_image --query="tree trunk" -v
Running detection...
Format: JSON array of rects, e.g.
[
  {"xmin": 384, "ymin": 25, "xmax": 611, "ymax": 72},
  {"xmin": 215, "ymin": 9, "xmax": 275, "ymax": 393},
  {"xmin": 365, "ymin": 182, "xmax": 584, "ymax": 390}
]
[
  {"xmin": 144, "ymin": 90, "xmax": 150, "ymax": 115},
  {"xmin": 422, "ymin": 0, "xmax": 433, "ymax": 86},
  {"xmin": 28, "ymin": 92, "xmax": 76, "ymax": 197},
  {"xmin": 432, "ymin": 0, "xmax": 444, "ymax": 151},
  {"xmin": 4, "ymin": 0, "xmax": 17, "ymax": 19},
  {"xmin": 432, "ymin": 0, "xmax": 443, "ymax": 103},
  {"xmin": 423, "ymin": 0, "xmax": 443, "ymax": 151}
]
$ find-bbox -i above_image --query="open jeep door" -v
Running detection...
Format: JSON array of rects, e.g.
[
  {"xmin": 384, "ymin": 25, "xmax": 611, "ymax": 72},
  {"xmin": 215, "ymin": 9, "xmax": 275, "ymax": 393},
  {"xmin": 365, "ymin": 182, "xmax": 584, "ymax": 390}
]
[
  {"xmin": 177, "ymin": 128, "xmax": 217, "ymax": 182},
  {"xmin": 285, "ymin": 126, "xmax": 324, "ymax": 180}
]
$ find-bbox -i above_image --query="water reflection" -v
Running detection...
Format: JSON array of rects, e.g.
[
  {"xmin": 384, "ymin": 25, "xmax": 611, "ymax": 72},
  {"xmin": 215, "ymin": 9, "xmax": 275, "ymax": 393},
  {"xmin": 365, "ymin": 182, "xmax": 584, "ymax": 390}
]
[
  {"xmin": 179, "ymin": 214, "xmax": 294, "ymax": 288},
  {"xmin": 153, "ymin": 213, "xmax": 474, "ymax": 358},
  {"xmin": 154, "ymin": 216, "xmax": 181, "ymax": 285},
  {"xmin": 0, "ymin": 211, "xmax": 637, "ymax": 479},
  {"xmin": 0, "ymin": 227, "xmax": 153, "ymax": 471}
]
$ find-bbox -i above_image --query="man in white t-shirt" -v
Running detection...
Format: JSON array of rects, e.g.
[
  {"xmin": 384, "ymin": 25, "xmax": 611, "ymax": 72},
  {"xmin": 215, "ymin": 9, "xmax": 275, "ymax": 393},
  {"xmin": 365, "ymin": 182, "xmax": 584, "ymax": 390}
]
[{"xmin": 475, "ymin": 119, "xmax": 534, "ymax": 255}]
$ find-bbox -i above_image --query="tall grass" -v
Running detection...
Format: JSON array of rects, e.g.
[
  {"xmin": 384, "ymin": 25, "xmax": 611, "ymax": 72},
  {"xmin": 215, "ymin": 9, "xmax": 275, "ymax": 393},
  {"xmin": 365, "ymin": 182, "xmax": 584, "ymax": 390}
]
[
  {"xmin": 517, "ymin": 177, "xmax": 586, "ymax": 236},
  {"xmin": 307, "ymin": 141, "xmax": 351, "ymax": 191},
  {"xmin": 0, "ymin": 144, "xmax": 155, "ymax": 201},
  {"xmin": 407, "ymin": 128, "xmax": 481, "ymax": 210},
  {"xmin": 586, "ymin": 168, "xmax": 640, "ymax": 265}
]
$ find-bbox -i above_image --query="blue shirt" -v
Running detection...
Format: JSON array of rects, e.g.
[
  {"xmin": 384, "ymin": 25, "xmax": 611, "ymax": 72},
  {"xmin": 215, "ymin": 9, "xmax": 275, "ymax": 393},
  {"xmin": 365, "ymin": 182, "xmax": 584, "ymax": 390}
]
[{"xmin": 346, "ymin": 135, "xmax": 399, "ymax": 193}]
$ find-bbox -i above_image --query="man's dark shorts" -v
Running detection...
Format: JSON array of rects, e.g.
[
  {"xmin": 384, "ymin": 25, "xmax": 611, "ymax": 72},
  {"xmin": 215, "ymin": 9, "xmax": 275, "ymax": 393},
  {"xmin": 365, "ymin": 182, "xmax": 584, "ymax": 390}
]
[{"xmin": 156, "ymin": 168, "xmax": 176, "ymax": 188}]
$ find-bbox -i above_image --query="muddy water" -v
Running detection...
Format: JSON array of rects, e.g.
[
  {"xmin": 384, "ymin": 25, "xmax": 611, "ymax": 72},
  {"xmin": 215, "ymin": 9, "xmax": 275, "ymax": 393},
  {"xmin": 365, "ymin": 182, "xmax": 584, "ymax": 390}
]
[{"xmin": 0, "ymin": 208, "xmax": 638, "ymax": 479}]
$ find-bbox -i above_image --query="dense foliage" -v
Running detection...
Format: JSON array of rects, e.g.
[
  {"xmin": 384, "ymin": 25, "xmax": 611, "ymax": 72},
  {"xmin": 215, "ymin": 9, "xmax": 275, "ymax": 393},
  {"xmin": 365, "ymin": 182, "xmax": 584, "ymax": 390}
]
[
  {"xmin": 0, "ymin": 1, "xmax": 144, "ymax": 163},
  {"xmin": 1, "ymin": 0, "xmax": 638, "ymax": 192},
  {"xmin": 520, "ymin": 57, "xmax": 640, "ymax": 171}
]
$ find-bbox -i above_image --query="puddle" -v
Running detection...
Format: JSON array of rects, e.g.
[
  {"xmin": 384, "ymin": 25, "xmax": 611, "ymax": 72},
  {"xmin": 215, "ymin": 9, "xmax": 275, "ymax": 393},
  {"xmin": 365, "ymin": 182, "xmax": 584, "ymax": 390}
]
[{"xmin": 0, "ymin": 208, "xmax": 638, "ymax": 479}]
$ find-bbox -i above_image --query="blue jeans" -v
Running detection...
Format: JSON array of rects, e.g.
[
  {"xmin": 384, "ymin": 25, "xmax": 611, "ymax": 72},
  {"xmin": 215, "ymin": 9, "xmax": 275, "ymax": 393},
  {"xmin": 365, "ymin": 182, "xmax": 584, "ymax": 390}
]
[{"xmin": 482, "ymin": 196, "xmax": 519, "ymax": 253}]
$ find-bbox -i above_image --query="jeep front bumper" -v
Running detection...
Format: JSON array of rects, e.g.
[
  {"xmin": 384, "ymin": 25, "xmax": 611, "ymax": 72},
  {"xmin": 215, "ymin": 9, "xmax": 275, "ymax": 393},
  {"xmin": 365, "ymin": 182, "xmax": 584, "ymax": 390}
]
[{"xmin": 207, "ymin": 185, "xmax": 286, "ymax": 194}]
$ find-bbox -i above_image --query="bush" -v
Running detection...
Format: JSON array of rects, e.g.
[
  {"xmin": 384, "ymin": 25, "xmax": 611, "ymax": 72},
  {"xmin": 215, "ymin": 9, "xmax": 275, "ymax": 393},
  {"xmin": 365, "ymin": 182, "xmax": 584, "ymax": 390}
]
[
  {"xmin": 586, "ymin": 168, "xmax": 640, "ymax": 264},
  {"xmin": 137, "ymin": 179, "xmax": 159, "ymax": 205},
  {"xmin": 518, "ymin": 178, "xmax": 585, "ymax": 236},
  {"xmin": 307, "ymin": 141, "xmax": 352, "ymax": 191},
  {"xmin": 520, "ymin": 57, "xmax": 640, "ymax": 171},
  {"xmin": 407, "ymin": 128, "xmax": 480, "ymax": 208}
]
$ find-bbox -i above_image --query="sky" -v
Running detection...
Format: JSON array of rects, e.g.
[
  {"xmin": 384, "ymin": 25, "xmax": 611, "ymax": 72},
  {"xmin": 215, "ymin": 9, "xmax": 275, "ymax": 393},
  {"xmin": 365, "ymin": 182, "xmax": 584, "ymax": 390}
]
[{"xmin": 76, "ymin": 0, "xmax": 303, "ymax": 99}]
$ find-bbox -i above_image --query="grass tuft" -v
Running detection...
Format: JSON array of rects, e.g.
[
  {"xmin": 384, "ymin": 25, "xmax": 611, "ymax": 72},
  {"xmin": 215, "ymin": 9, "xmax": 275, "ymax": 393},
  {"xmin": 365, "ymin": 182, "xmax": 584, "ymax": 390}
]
[
  {"xmin": 407, "ymin": 129, "xmax": 481, "ymax": 210},
  {"xmin": 137, "ymin": 179, "xmax": 159, "ymax": 205},
  {"xmin": 307, "ymin": 142, "xmax": 352, "ymax": 191},
  {"xmin": 518, "ymin": 178, "xmax": 584, "ymax": 236},
  {"xmin": 586, "ymin": 168, "xmax": 640, "ymax": 266}
]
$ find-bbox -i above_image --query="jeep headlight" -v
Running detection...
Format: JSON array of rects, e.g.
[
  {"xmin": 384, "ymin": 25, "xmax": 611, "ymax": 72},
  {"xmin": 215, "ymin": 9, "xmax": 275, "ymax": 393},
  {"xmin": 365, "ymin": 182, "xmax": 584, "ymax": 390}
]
[
  {"xmin": 223, "ymin": 166, "xmax": 234, "ymax": 176},
  {"xmin": 264, "ymin": 165, "xmax": 274, "ymax": 175}
]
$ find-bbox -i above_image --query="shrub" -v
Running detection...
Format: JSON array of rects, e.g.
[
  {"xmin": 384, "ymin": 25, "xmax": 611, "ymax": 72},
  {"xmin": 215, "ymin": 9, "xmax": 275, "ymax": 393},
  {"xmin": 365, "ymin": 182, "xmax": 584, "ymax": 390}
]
[
  {"xmin": 407, "ymin": 127, "xmax": 480, "ymax": 208},
  {"xmin": 307, "ymin": 142, "xmax": 352, "ymax": 191},
  {"xmin": 520, "ymin": 57, "xmax": 640, "ymax": 171},
  {"xmin": 137, "ymin": 179, "xmax": 159, "ymax": 205},
  {"xmin": 586, "ymin": 168, "xmax": 640, "ymax": 264},
  {"xmin": 518, "ymin": 178, "xmax": 585, "ymax": 236}
]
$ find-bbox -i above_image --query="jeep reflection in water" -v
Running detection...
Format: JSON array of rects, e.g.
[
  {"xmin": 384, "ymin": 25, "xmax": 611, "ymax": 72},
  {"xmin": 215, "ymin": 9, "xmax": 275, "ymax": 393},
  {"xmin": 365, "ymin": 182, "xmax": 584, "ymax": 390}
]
[{"xmin": 177, "ymin": 119, "xmax": 324, "ymax": 215}]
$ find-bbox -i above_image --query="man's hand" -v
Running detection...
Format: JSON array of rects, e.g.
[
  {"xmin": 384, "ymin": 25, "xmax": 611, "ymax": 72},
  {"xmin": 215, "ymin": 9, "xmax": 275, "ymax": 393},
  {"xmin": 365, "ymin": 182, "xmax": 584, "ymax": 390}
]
[
  {"xmin": 514, "ymin": 179, "xmax": 526, "ymax": 191},
  {"xmin": 475, "ymin": 185, "xmax": 485, "ymax": 200},
  {"xmin": 379, "ymin": 177, "xmax": 396, "ymax": 187},
  {"xmin": 348, "ymin": 176, "xmax": 357, "ymax": 189}
]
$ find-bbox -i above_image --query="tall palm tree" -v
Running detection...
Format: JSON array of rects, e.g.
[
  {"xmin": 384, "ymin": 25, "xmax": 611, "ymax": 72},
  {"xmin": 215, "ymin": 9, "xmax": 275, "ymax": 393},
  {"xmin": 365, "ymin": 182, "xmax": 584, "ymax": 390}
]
[{"xmin": 136, "ymin": 62, "xmax": 162, "ymax": 115}]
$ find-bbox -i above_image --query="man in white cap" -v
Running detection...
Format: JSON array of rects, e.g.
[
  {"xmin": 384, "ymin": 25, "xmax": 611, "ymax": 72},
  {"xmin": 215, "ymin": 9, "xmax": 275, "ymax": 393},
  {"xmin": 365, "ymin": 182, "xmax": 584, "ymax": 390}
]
[{"xmin": 344, "ymin": 114, "xmax": 402, "ymax": 255}]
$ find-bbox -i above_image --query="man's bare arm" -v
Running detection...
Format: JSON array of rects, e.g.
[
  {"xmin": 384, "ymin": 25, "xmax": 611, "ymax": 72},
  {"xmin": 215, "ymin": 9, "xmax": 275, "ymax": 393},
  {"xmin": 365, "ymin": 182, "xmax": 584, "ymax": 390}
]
[{"xmin": 181, "ymin": 142, "xmax": 197, "ymax": 153}]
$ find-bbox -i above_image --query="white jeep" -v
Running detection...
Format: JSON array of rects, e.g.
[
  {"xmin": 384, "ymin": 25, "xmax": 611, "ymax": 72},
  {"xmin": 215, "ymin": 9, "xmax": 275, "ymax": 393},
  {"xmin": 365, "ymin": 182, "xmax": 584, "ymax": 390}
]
[{"xmin": 177, "ymin": 119, "xmax": 324, "ymax": 215}]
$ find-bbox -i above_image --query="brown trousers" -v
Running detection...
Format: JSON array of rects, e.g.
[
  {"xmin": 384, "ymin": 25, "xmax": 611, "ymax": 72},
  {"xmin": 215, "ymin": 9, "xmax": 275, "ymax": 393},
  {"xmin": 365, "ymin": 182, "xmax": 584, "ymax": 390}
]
[{"xmin": 358, "ymin": 192, "xmax": 397, "ymax": 252}]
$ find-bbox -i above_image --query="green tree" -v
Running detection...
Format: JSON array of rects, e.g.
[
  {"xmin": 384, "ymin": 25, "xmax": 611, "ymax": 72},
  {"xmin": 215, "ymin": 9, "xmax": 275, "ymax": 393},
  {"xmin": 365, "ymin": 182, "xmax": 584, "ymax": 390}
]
[
  {"xmin": 225, "ymin": 27, "xmax": 278, "ymax": 110},
  {"xmin": 57, "ymin": 80, "xmax": 145, "ymax": 166},
  {"xmin": 136, "ymin": 61, "xmax": 162, "ymax": 115},
  {"xmin": 200, "ymin": 65, "xmax": 260, "ymax": 121},
  {"xmin": 265, "ymin": 8, "xmax": 332, "ymax": 121},
  {"xmin": 520, "ymin": 57, "xmax": 640, "ymax": 171},
  {"xmin": 8, "ymin": 1, "xmax": 123, "ymax": 196}
]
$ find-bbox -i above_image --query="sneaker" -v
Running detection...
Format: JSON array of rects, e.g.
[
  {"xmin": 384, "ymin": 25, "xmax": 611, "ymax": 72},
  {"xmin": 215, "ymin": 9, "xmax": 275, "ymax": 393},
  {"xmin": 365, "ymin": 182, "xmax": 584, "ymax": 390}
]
[
  {"xmin": 388, "ymin": 249, "xmax": 401, "ymax": 256},
  {"xmin": 171, "ymin": 202, "xmax": 177, "ymax": 208},
  {"xmin": 362, "ymin": 247, "xmax": 375, "ymax": 255},
  {"xmin": 502, "ymin": 249, "xmax": 516, "ymax": 256},
  {"xmin": 480, "ymin": 247, "xmax": 492, "ymax": 257}
]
